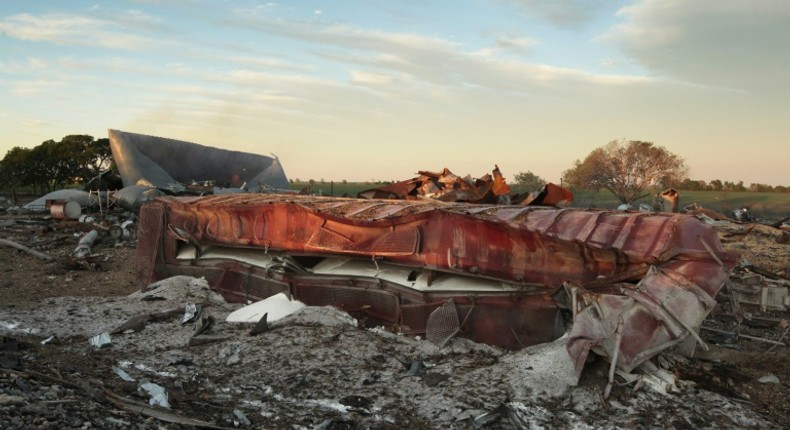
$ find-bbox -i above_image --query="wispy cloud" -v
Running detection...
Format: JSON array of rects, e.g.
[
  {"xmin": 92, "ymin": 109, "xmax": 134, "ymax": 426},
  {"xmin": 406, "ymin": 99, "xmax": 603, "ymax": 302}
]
[
  {"xmin": 0, "ymin": 13, "xmax": 164, "ymax": 51},
  {"xmin": 226, "ymin": 11, "xmax": 656, "ymax": 96},
  {"xmin": 500, "ymin": 0, "xmax": 606, "ymax": 27},
  {"xmin": 8, "ymin": 79, "xmax": 65, "ymax": 96}
]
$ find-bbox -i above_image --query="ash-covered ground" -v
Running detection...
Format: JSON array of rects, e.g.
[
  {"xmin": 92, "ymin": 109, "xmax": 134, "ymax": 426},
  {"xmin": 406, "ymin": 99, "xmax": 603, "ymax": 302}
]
[
  {"xmin": 0, "ymin": 275, "xmax": 785, "ymax": 429},
  {"xmin": 0, "ymin": 212, "xmax": 787, "ymax": 429}
]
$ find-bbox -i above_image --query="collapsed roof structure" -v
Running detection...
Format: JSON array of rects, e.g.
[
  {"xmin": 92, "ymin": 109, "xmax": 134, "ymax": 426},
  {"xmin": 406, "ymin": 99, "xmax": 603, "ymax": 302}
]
[
  {"xmin": 136, "ymin": 193, "xmax": 737, "ymax": 376},
  {"xmin": 108, "ymin": 129, "xmax": 290, "ymax": 192}
]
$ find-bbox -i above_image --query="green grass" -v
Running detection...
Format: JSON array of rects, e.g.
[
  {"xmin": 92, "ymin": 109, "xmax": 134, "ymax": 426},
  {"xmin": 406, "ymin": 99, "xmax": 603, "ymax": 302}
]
[{"xmin": 569, "ymin": 190, "xmax": 790, "ymax": 220}]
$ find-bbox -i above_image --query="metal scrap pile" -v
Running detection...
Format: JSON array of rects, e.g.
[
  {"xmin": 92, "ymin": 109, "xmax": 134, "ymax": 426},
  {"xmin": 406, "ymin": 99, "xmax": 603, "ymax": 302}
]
[{"xmin": 357, "ymin": 165, "xmax": 573, "ymax": 207}]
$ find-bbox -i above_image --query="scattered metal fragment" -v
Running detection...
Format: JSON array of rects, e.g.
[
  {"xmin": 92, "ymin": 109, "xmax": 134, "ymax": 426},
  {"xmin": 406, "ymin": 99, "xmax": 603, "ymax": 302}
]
[
  {"xmin": 193, "ymin": 316, "xmax": 215, "ymax": 337},
  {"xmin": 0, "ymin": 238, "xmax": 54, "ymax": 262},
  {"xmin": 139, "ymin": 382, "xmax": 170, "ymax": 408},
  {"xmin": 470, "ymin": 402, "xmax": 529, "ymax": 429},
  {"xmin": 729, "ymin": 274, "xmax": 789, "ymax": 311},
  {"xmin": 249, "ymin": 313, "xmax": 269, "ymax": 336},
  {"xmin": 49, "ymin": 200, "xmax": 82, "ymax": 220},
  {"xmin": 113, "ymin": 366, "xmax": 136, "ymax": 382},
  {"xmin": 232, "ymin": 409, "xmax": 252, "ymax": 426},
  {"xmin": 397, "ymin": 359, "xmax": 426, "ymax": 379},
  {"xmin": 181, "ymin": 303, "xmax": 201, "ymax": 324},
  {"xmin": 109, "ymin": 220, "xmax": 137, "ymax": 241},
  {"xmin": 104, "ymin": 390, "xmax": 231, "ymax": 429},
  {"xmin": 72, "ymin": 230, "xmax": 99, "ymax": 259},
  {"xmin": 88, "ymin": 332, "xmax": 111, "ymax": 348}
]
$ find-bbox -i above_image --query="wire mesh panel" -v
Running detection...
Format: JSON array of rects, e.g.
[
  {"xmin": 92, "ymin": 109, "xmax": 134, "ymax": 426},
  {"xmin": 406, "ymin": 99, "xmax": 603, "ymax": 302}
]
[{"xmin": 426, "ymin": 299, "xmax": 460, "ymax": 348}]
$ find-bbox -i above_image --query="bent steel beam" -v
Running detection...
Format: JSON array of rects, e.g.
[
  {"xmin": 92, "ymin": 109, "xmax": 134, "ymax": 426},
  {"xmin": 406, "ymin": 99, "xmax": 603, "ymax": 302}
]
[{"xmin": 135, "ymin": 195, "xmax": 736, "ymax": 372}]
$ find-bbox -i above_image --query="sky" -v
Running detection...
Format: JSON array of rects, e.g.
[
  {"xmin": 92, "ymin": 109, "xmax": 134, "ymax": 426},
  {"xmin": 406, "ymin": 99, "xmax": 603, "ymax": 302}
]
[{"xmin": 1, "ymin": 0, "xmax": 788, "ymax": 186}]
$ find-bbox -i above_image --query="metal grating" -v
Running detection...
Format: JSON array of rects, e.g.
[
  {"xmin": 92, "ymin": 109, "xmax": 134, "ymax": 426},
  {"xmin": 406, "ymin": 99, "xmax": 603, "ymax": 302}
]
[{"xmin": 426, "ymin": 299, "xmax": 460, "ymax": 348}]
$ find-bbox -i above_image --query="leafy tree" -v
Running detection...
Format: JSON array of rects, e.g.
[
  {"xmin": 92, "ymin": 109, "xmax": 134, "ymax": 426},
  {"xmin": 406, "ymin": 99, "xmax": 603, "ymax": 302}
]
[
  {"xmin": 563, "ymin": 139, "xmax": 688, "ymax": 204},
  {"xmin": 0, "ymin": 135, "xmax": 114, "ymax": 193},
  {"xmin": 677, "ymin": 178, "xmax": 707, "ymax": 191},
  {"xmin": 708, "ymin": 179, "xmax": 723, "ymax": 191},
  {"xmin": 512, "ymin": 171, "xmax": 546, "ymax": 193},
  {"xmin": 749, "ymin": 183, "xmax": 774, "ymax": 192},
  {"xmin": 0, "ymin": 146, "xmax": 33, "ymax": 194}
]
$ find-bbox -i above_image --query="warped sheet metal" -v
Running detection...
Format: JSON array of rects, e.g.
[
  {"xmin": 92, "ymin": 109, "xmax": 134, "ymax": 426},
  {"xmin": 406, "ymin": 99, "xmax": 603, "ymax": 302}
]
[
  {"xmin": 135, "ymin": 195, "xmax": 736, "ymax": 371},
  {"xmin": 108, "ymin": 129, "xmax": 290, "ymax": 191}
]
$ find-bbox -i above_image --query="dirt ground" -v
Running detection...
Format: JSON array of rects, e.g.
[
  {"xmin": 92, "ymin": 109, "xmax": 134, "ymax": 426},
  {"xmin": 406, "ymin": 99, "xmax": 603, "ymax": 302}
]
[{"xmin": 0, "ymin": 209, "xmax": 788, "ymax": 429}]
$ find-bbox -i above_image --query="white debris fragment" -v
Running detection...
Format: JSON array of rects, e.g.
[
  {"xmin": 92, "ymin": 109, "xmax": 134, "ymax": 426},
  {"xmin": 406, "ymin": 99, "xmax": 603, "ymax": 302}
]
[
  {"xmin": 88, "ymin": 332, "xmax": 111, "ymax": 348},
  {"xmin": 226, "ymin": 293, "xmax": 306, "ymax": 323},
  {"xmin": 233, "ymin": 409, "xmax": 252, "ymax": 426},
  {"xmin": 140, "ymin": 382, "xmax": 170, "ymax": 408},
  {"xmin": 758, "ymin": 374, "xmax": 780, "ymax": 384},
  {"xmin": 182, "ymin": 302, "xmax": 200, "ymax": 324},
  {"xmin": 40, "ymin": 336, "xmax": 55, "ymax": 345},
  {"xmin": 113, "ymin": 366, "xmax": 135, "ymax": 382}
]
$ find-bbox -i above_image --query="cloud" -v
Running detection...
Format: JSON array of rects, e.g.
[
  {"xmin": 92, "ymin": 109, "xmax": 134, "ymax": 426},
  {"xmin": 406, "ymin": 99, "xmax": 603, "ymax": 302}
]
[
  {"xmin": 225, "ymin": 11, "xmax": 657, "ymax": 96},
  {"xmin": 0, "ymin": 13, "xmax": 162, "ymax": 51},
  {"xmin": 8, "ymin": 79, "xmax": 64, "ymax": 96},
  {"xmin": 0, "ymin": 57, "xmax": 49, "ymax": 74},
  {"xmin": 350, "ymin": 71, "xmax": 394, "ymax": 86},
  {"xmin": 500, "ymin": 0, "xmax": 606, "ymax": 27},
  {"xmin": 602, "ymin": 0, "xmax": 790, "ymax": 93},
  {"xmin": 475, "ymin": 35, "xmax": 538, "ymax": 57}
]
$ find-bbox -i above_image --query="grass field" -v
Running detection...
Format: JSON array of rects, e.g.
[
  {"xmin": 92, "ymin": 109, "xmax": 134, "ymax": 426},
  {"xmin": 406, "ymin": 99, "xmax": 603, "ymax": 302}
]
[
  {"xmin": 290, "ymin": 181, "xmax": 790, "ymax": 221},
  {"xmin": 573, "ymin": 190, "xmax": 789, "ymax": 219}
]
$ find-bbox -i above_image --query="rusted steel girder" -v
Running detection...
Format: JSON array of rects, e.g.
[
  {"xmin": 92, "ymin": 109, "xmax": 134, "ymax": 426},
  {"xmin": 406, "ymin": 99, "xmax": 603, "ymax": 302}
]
[{"xmin": 136, "ymin": 194, "xmax": 736, "ymax": 372}]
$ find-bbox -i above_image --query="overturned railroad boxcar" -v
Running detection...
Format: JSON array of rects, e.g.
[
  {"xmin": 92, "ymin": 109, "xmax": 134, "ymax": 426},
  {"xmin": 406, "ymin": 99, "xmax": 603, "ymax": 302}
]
[{"xmin": 135, "ymin": 194, "xmax": 737, "ymax": 374}]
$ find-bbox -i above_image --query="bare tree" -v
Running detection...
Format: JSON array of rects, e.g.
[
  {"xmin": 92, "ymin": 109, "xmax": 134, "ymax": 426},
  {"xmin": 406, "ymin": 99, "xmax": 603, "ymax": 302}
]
[{"xmin": 564, "ymin": 140, "xmax": 688, "ymax": 204}]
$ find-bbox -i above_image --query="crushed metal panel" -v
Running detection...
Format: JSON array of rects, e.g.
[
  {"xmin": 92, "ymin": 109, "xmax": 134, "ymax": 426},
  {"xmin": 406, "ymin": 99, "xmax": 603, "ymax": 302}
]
[
  {"xmin": 136, "ymin": 194, "xmax": 736, "ymax": 368},
  {"xmin": 108, "ymin": 129, "xmax": 290, "ymax": 190}
]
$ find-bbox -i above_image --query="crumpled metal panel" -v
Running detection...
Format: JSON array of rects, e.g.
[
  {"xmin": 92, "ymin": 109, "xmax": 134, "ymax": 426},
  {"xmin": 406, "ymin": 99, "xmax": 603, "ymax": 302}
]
[
  {"xmin": 136, "ymin": 194, "xmax": 736, "ymax": 369},
  {"xmin": 108, "ymin": 129, "xmax": 290, "ymax": 190}
]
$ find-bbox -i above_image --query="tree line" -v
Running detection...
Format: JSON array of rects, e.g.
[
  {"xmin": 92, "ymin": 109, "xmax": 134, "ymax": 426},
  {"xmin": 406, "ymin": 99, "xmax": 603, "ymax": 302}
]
[
  {"xmin": 1, "ymin": 136, "xmax": 787, "ymax": 203},
  {"xmin": 0, "ymin": 135, "xmax": 112, "ymax": 194}
]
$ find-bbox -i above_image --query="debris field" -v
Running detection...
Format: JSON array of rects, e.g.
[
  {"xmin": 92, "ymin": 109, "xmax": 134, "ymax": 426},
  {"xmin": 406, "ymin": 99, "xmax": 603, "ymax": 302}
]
[{"xmin": 0, "ymin": 197, "xmax": 788, "ymax": 429}]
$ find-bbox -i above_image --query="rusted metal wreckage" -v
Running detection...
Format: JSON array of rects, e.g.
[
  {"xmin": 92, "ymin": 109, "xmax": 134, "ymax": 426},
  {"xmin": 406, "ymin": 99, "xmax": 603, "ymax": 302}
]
[
  {"xmin": 357, "ymin": 165, "xmax": 573, "ymax": 207},
  {"xmin": 136, "ymin": 194, "xmax": 736, "ymax": 375}
]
